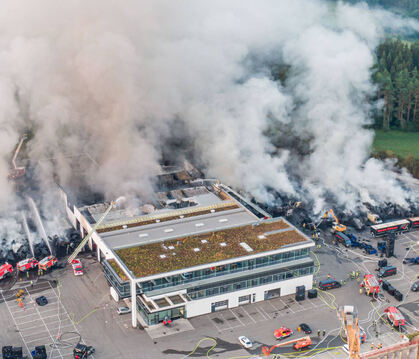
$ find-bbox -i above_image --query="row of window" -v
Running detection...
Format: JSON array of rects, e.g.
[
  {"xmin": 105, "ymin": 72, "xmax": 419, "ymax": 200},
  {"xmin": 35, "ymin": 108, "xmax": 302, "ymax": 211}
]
[
  {"xmin": 139, "ymin": 248, "xmax": 310, "ymax": 293},
  {"xmin": 103, "ymin": 261, "xmax": 133, "ymax": 298},
  {"xmin": 186, "ymin": 265, "xmax": 314, "ymax": 300}
]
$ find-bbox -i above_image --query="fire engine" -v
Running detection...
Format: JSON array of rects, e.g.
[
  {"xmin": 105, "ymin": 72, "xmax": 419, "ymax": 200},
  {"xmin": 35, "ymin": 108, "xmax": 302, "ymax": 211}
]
[
  {"xmin": 274, "ymin": 327, "xmax": 293, "ymax": 340},
  {"xmin": 0, "ymin": 263, "xmax": 13, "ymax": 280},
  {"xmin": 71, "ymin": 259, "xmax": 83, "ymax": 276},
  {"xmin": 384, "ymin": 307, "xmax": 405, "ymax": 329},
  {"xmin": 17, "ymin": 257, "xmax": 38, "ymax": 272},
  {"xmin": 38, "ymin": 256, "xmax": 57, "ymax": 271},
  {"xmin": 360, "ymin": 274, "xmax": 380, "ymax": 295}
]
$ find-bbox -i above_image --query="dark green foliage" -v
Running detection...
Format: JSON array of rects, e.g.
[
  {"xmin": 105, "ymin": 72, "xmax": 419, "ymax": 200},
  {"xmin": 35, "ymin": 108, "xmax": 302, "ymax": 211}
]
[{"xmin": 373, "ymin": 39, "xmax": 419, "ymax": 132}]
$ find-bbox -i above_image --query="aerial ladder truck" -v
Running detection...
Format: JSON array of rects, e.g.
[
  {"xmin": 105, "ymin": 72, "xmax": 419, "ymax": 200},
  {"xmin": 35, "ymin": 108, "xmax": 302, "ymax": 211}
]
[
  {"xmin": 338, "ymin": 305, "xmax": 360, "ymax": 359},
  {"xmin": 261, "ymin": 336, "xmax": 312, "ymax": 356},
  {"xmin": 319, "ymin": 209, "xmax": 346, "ymax": 233},
  {"xmin": 67, "ymin": 201, "xmax": 115, "ymax": 264},
  {"xmin": 8, "ymin": 134, "xmax": 27, "ymax": 180}
]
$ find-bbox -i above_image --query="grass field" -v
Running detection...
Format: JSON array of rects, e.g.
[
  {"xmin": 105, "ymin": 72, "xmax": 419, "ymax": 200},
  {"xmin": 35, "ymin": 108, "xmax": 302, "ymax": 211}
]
[{"xmin": 373, "ymin": 130, "xmax": 419, "ymax": 159}]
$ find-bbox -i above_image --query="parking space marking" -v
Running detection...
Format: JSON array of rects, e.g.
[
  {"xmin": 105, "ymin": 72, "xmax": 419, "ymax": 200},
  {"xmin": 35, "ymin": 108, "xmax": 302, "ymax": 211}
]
[
  {"xmin": 255, "ymin": 305, "xmax": 269, "ymax": 320},
  {"xmin": 229, "ymin": 309, "xmax": 246, "ymax": 327},
  {"xmin": 24, "ymin": 288, "xmax": 64, "ymax": 359},
  {"xmin": 279, "ymin": 298, "xmax": 295, "ymax": 313},
  {"xmin": 25, "ymin": 335, "xmax": 51, "ymax": 344},
  {"xmin": 266, "ymin": 299, "xmax": 280, "ymax": 312},
  {"xmin": 1, "ymin": 291, "xmax": 31, "ymax": 357},
  {"xmin": 258, "ymin": 306, "xmax": 272, "ymax": 320},
  {"xmin": 240, "ymin": 305, "xmax": 257, "ymax": 324}
]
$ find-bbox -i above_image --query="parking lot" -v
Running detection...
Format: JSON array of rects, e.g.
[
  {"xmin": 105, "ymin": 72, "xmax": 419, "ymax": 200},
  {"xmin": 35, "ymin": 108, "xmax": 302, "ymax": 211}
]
[
  {"xmin": 0, "ymin": 280, "xmax": 83, "ymax": 359},
  {"xmin": 205, "ymin": 294, "xmax": 327, "ymax": 333},
  {"xmin": 0, "ymin": 228, "xmax": 417, "ymax": 359}
]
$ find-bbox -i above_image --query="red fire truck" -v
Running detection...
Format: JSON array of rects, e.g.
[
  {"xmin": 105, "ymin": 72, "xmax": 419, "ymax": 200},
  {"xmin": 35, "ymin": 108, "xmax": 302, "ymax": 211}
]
[
  {"xmin": 38, "ymin": 256, "xmax": 57, "ymax": 271},
  {"xmin": 361, "ymin": 274, "xmax": 380, "ymax": 295},
  {"xmin": 384, "ymin": 307, "xmax": 405, "ymax": 328},
  {"xmin": 17, "ymin": 257, "xmax": 38, "ymax": 272},
  {"xmin": 0, "ymin": 263, "xmax": 13, "ymax": 280},
  {"xmin": 408, "ymin": 217, "xmax": 419, "ymax": 229}
]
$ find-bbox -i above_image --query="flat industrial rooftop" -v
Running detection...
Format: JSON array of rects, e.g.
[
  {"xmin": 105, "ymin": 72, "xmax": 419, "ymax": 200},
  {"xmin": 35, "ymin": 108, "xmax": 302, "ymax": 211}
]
[{"xmin": 113, "ymin": 218, "xmax": 310, "ymax": 278}]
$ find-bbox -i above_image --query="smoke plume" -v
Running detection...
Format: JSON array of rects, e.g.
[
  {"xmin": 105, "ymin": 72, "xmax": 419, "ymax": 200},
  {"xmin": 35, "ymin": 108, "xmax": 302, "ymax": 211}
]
[{"xmin": 0, "ymin": 0, "xmax": 417, "ymax": 246}]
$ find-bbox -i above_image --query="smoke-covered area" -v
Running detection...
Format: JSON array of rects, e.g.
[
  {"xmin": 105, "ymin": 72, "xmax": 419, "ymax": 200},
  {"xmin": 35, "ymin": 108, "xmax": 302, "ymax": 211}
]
[{"xmin": 0, "ymin": 0, "xmax": 418, "ymax": 254}]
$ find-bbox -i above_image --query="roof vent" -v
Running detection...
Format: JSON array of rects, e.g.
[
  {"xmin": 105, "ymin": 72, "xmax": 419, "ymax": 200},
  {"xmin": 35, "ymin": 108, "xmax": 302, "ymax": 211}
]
[
  {"xmin": 219, "ymin": 218, "xmax": 228, "ymax": 223},
  {"xmin": 164, "ymin": 228, "xmax": 174, "ymax": 233},
  {"xmin": 258, "ymin": 235, "xmax": 266, "ymax": 239},
  {"xmin": 193, "ymin": 247, "xmax": 200, "ymax": 252},
  {"xmin": 180, "ymin": 215, "xmax": 184, "ymax": 219},
  {"xmin": 220, "ymin": 242, "xmax": 227, "ymax": 247},
  {"xmin": 139, "ymin": 233, "xmax": 149, "ymax": 238},
  {"xmin": 240, "ymin": 242, "xmax": 253, "ymax": 252},
  {"xmin": 159, "ymin": 254, "xmax": 167, "ymax": 259},
  {"xmin": 122, "ymin": 225, "xmax": 127, "ymax": 229},
  {"xmin": 195, "ymin": 223, "xmax": 204, "ymax": 227},
  {"xmin": 210, "ymin": 209, "xmax": 215, "ymax": 213},
  {"xmin": 172, "ymin": 252, "xmax": 176, "ymax": 256},
  {"xmin": 161, "ymin": 244, "xmax": 168, "ymax": 250},
  {"xmin": 201, "ymin": 239, "xmax": 208, "ymax": 244},
  {"xmin": 168, "ymin": 245, "xmax": 175, "ymax": 250}
]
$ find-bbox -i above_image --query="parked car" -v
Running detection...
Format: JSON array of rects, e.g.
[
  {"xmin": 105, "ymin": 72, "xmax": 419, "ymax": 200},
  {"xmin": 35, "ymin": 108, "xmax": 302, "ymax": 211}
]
[
  {"xmin": 299, "ymin": 323, "xmax": 312, "ymax": 334},
  {"xmin": 411, "ymin": 281, "xmax": 419, "ymax": 292},
  {"xmin": 238, "ymin": 336, "xmax": 253, "ymax": 349},
  {"xmin": 71, "ymin": 259, "xmax": 83, "ymax": 276},
  {"xmin": 274, "ymin": 327, "xmax": 293, "ymax": 340},
  {"xmin": 117, "ymin": 306, "xmax": 131, "ymax": 315},
  {"xmin": 35, "ymin": 296, "xmax": 48, "ymax": 306},
  {"xmin": 378, "ymin": 266, "xmax": 397, "ymax": 278},
  {"xmin": 318, "ymin": 279, "xmax": 341, "ymax": 290}
]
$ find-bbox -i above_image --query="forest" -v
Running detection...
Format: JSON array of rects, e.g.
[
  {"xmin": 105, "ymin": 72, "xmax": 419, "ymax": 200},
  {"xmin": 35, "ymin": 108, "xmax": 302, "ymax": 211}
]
[{"xmin": 373, "ymin": 39, "xmax": 419, "ymax": 131}]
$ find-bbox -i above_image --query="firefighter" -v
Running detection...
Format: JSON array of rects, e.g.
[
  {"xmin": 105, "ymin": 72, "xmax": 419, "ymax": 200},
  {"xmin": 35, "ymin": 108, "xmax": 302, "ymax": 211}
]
[
  {"xmin": 30, "ymin": 280, "xmax": 33, "ymax": 288},
  {"xmin": 322, "ymin": 330, "xmax": 326, "ymax": 337},
  {"xmin": 327, "ymin": 274, "xmax": 331, "ymax": 279},
  {"xmin": 359, "ymin": 288, "xmax": 363, "ymax": 295},
  {"xmin": 317, "ymin": 330, "xmax": 320, "ymax": 337},
  {"xmin": 26, "ymin": 271, "xmax": 29, "ymax": 279},
  {"xmin": 370, "ymin": 343, "xmax": 374, "ymax": 350}
]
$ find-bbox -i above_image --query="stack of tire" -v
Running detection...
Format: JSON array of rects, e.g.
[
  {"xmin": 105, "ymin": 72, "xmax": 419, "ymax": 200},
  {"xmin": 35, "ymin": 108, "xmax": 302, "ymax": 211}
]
[{"xmin": 382, "ymin": 280, "xmax": 403, "ymax": 301}]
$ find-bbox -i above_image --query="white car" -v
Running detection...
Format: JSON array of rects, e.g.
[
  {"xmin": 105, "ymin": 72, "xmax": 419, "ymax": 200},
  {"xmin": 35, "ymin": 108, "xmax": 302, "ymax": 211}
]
[
  {"xmin": 238, "ymin": 336, "xmax": 253, "ymax": 349},
  {"xmin": 117, "ymin": 306, "xmax": 131, "ymax": 315},
  {"xmin": 71, "ymin": 259, "xmax": 83, "ymax": 276}
]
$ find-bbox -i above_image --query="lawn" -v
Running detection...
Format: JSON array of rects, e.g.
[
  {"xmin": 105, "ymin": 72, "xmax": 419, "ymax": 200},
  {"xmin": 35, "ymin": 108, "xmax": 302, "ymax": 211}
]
[{"xmin": 373, "ymin": 130, "xmax": 419, "ymax": 159}]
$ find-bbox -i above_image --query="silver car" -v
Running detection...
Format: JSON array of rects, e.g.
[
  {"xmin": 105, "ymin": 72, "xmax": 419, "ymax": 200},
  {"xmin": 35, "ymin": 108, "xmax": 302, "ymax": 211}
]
[{"xmin": 117, "ymin": 306, "xmax": 131, "ymax": 315}]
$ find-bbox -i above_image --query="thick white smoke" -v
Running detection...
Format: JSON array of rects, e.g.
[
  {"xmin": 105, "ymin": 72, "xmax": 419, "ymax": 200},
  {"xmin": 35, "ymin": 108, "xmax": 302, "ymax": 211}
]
[{"xmin": 0, "ymin": 0, "xmax": 417, "ymax": 249}]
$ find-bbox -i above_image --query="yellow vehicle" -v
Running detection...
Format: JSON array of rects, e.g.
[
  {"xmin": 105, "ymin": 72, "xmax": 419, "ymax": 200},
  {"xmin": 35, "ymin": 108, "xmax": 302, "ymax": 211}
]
[{"xmin": 322, "ymin": 209, "xmax": 346, "ymax": 233}]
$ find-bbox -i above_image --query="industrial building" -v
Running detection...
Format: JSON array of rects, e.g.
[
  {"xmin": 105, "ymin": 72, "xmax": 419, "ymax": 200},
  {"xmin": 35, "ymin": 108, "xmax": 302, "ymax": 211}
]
[{"xmin": 58, "ymin": 165, "xmax": 315, "ymax": 328}]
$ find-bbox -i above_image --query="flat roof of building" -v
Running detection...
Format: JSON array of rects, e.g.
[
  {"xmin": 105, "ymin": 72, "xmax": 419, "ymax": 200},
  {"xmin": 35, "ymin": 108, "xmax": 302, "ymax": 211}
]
[
  {"xmin": 113, "ymin": 218, "xmax": 310, "ymax": 278},
  {"xmin": 101, "ymin": 206, "xmax": 256, "ymax": 249}
]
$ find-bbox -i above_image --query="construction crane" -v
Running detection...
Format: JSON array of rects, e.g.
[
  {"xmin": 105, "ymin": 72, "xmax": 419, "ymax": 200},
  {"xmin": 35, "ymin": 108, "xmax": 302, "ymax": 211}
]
[
  {"xmin": 321, "ymin": 209, "xmax": 346, "ymax": 233},
  {"xmin": 67, "ymin": 201, "xmax": 115, "ymax": 264},
  {"xmin": 338, "ymin": 305, "xmax": 360, "ymax": 359},
  {"xmin": 261, "ymin": 336, "xmax": 311, "ymax": 356},
  {"xmin": 8, "ymin": 134, "xmax": 27, "ymax": 180}
]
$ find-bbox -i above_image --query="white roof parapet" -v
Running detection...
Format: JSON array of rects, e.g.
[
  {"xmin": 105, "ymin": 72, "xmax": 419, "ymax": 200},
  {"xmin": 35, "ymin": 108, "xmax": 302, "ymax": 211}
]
[{"xmin": 97, "ymin": 200, "xmax": 237, "ymax": 230}]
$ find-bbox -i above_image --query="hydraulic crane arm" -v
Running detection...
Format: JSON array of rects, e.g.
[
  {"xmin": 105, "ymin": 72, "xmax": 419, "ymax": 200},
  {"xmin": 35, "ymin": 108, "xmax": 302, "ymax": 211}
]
[
  {"xmin": 262, "ymin": 336, "xmax": 311, "ymax": 356},
  {"xmin": 67, "ymin": 201, "xmax": 114, "ymax": 264},
  {"xmin": 338, "ymin": 306, "xmax": 360, "ymax": 359}
]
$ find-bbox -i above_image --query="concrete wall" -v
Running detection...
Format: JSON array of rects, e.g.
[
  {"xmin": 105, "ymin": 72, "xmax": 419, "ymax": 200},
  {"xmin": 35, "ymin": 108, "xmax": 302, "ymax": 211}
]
[{"xmin": 185, "ymin": 274, "xmax": 313, "ymax": 318}]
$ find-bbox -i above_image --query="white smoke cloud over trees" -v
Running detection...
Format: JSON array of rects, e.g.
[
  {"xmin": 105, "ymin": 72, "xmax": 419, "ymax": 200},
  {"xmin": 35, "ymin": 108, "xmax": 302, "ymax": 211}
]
[{"xmin": 0, "ymin": 0, "xmax": 417, "ymax": 231}]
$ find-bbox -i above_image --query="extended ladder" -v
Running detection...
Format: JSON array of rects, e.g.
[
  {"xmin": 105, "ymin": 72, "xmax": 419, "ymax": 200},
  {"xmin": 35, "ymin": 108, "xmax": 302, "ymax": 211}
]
[{"xmin": 67, "ymin": 201, "xmax": 114, "ymax": 264}]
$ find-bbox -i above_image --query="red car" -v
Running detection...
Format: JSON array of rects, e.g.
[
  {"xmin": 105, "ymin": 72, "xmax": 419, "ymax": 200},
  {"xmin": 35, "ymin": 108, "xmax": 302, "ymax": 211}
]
[
  {"xmin": 71, "ymin": 259, "xmax": 83, "ymax": 276},
  {"xmin": 274, "ymin": 326, "xmax": 293, "ymax": 340},
  {"xmin": 0, "ymin": 263, "xmax": 13, "ymax": 280},
  {"xmin": 17, "ymin": 257, "xmax": 38, "ymax": 272}
]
